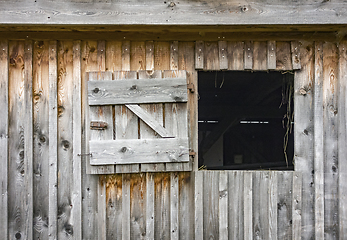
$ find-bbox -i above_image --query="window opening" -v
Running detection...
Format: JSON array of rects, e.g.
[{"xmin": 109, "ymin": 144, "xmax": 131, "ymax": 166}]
[{"xmin": 198, "ymin": 71, "xmax": 294, "ymax": 170}]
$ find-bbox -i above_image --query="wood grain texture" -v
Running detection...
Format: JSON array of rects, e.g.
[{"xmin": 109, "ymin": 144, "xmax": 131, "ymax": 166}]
[
  {"xmin": 0, "ymin": 39, "xmax": 8, "ymax": 240},
  {"xmin": 146, "ymin": 173, "xmax": 155, "ymax": 239},
  {"xmin": 130, "ymin": 173, "xmax": 146, "ymax": 240},
  {"xmin": 195, "ymin": 41, "xmax": 204, "ymax": 70},
  {"xmin": 244, "ymin": 41, "xmax": 253, "ymax": 70},
  {"xmin": 170, "ymin": 41, "xmax": 179, "ymax": 71},
  {"xmin": 276, "ymin": 41, "xmax": 293, "ymax": 70},
  {"xmin": 179, "ymin": 172, "xmax": 194, "ymax": 240},
  {"xmin": 122, "ymin": 174, "xmax": 131, "ymax": 240},
  {"xmin": 105, "ymin": 41, "xmax": 122, "ymax": 72},
  {"xmin": 154, "ymin": 173, "xmax": 170, "ymax": 240},
  {"xmin": 291, "ymin": 41, "xmax": 301, "ymax": 70},
  {"xmin": 203, "ymin": 171, "xmax": 219, "ymax": 240},
  {"xmin": 277, "ymin": 172, "xmax": 293, "ymax": 240},
  {"xmin": 194, "ymin": 172, "xmax": 203, "ymax": 240},
  {"xmin": 218, "ymin": 41, "xmax": 228, "ymax": 70},
  {"xmin": 228, "ymin": 41, "xmax": 244, "ymax": 70},
  {"xmin": 106, "ymin": 175, "xmax": 122, "ymax": 240},
  {"xmin": 267, "ymin": 40, "xmax": 277, "ymax": 70},
  {"xmin": 204, "ymin": 42, "xmax": 219, "ymax": 70},
  {"xmin": 292, "ymin": 172, "xmax": 302, "ymax": 240},
  {"xmin": 253, "ymin": 41, "xmax": 267, "ymax": 70},
  {"xmin": 145, "ymin": 41, "xmax": 154, "ymax": 71},
  {"xmin": 170, "ymin": 172, "xmax": 179, "ymax": 240},
  {"xmin": 219, "ymin": 171, "xmax": 228, "ymax": 240},
  {"xmin": 130, "ymin": 41, "xmax": 145, "ymax": 71},
  {"xmin": 229, "ymin": 171, "xmax": 244, "ymax": 240},
  {"xmin": 243, "ymin": 172, "xmax": 253, "ymax": 240}
]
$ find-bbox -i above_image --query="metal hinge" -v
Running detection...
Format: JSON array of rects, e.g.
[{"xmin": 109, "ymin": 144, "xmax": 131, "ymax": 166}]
[
  {"xmin": 90, "ymin": 121, "xmax": 108, "ymax": 130},
  {"xmin": 77, "ymin": 153, "xmax": 92, "ymax": 157},
  {"xmin": 187, "ymin": 83, "xmax": 195, "ymax": 93},
  {"xmin": 189, "ymin": 150, "xmax": 196, "ymax": 157}
]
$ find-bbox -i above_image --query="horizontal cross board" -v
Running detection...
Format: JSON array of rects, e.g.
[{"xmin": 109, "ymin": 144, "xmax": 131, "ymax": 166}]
[
  {"xmin": 88, "ymin": 77, "xmax": 188, "ymax": 105},
  {"xmin": 89, "ymin": 138, "xmax": 189, "ymax": 165}
]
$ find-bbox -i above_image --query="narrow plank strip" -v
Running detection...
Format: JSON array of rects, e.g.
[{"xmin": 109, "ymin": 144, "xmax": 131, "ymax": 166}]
[
  {"xmin": 125, "ymin": 104, "xmax": 173, "ymax": 138},
  {"xmin": 228, "ymin": 41, "xmax": 244, "ymax": 70},
  {"xmin": 268, "ymin": 172, "xmax": 278, "ymax": 240},
  {"xmin": 195, "ymin": 41, "xmax": 204, "ymax": 70},
  {"xmin": 203, "ymin": 171, "xmax": 219, "ymax": 240},
  {"xmin": 267, "ymin": 41, "xmax": 277, "ymax": 70},
  {"xmin": 122, "ymin": 41, "xmax": 131, "ymax": 71},
  {"xmin": 170, "ymin": 173, "xmax": 179, "ymax": 240},
  {"xmin": 244, "ymin": 172, "xmax": 253, "ymax": 240},
  {"xmin": 339, "ymin": 41, "xmax": 347, "ymax": 240},
  {"xmin": 277, "ymin": 172, "xmax": 293, "ymax": 240},
  {"xmin": 292, "ymin": 172, "xmax": 302, "ymax": 240},
  {"xmin": 106, "ymin": 175, "xmax": 122, "ymax": 239},
  {"xmin": 218, "ymin": 41, "xmax": 228, "ymax": 70},
  {"xmin": 219, "ymin": 171, "xmax": 228, "ymax": 240},
  {"xmin": 204, "ymin": 42, "xmax": 219, "ymax": 70},
  {"xmin": 0, "ymin": 39, "xmax": 8, "ymax": 240},
  {"xmin": 98, "ymin": 176, "xmax": 107, "ymax": 240},
  {"xmin": 291, "ymin": 41, "xmax": 301, "ymax": 70},
  {"xmin": 229, "ymin": 171, "xmax": 243, "ymax": 239},
  {"xmin": 48, "ymin": 40, "xmax": 58, "ymax": 240},
  {"xmin": 276, "ymin": 42, "xmax": 293, "ymax": 70},
  {"xmin": 146, "ymin": 173, "xmax": 155, "ymax": 239},
  {"xmin": 122, "ymin": 174, "xmax": 131, "ymax": 240},
  {"xmin": 154, "ymin": 42, "xmax": 170, "ymax": 70},
  {"xmin": 130, "ymin": 173, "xmax": 146, "ymax": 240},
  {"xmin": 253, "ymin": 41, "xmax": 267, "ymax": 70},
  {"xmin": 130, "ymin": 41, "xmax": 145, "ymax": 71},
  {"xmin": 179, "ymin": 172, "xmax": 194, "ymax": 239},
  {"xmin": 253, "ymin": 171, "xmax": 265, "ymax": 239},
  {"xmin": 170, "ymin": 41, "xmax": 179, "ymax": 70},
  {"xmin": 314, "ymin": 41, "xmax": 324, "ymax": 239},
  {"xmin": 24, "ymin": 39, "xmax": 34, "ymax": 240},
  {"xmin": 194, "ymin": 172, "xmax": 203, "ymax": 240},
  {"xmin": 145, "ymin": 41, "xmax": 154, "ymax": 71},
  {"xmin": 244, "ymin": 41, "xmax": 253, "ymax": 70},
  {"xmin": 154, "ymin": 173, "xmax": 170, "ymax": 240},
  {"xmin": 105, "ymin": 41, "xmax": 122, "ymax": 72}
]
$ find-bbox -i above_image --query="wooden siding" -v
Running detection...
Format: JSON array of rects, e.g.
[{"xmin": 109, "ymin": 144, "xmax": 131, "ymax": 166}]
[{"xmin": 0, "ymin": 38, "xmax": 346, "ymax": 240}]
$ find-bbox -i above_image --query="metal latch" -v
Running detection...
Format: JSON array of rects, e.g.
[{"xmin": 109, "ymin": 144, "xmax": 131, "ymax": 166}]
[
  {"xmin": 189, "ymin": 150, "xmax": 196, "ymax": 157},
  {"xmin": 90, "ymin": 121, "xmax": 108, "ymax": 130},
  {"xmin": 187, "ymin": 83, "xmax": 195, "ymax": 93}
]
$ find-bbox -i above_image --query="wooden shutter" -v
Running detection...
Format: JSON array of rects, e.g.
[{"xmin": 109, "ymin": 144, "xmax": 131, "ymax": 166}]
[{"xmin": 84, "ymin": 70, "xmax": 190, "ymax": 172}]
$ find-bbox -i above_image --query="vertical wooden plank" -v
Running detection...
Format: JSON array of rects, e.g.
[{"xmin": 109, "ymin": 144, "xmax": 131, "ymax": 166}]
[
  {"xmin": 253, "ymin": 41, "xmax": 267, "ymax": 70},
  {"xmin": 338, "ymin": 40, "xmax": 347, "ymax": 240},
  {"xmin": 229, "ymin": 171, "xmax": 244, "ymax": 240},
  {"xmin": 253, "ymin": 171, "xmax": 266, "ymax": 239},
  {"xmin": 0, "ymin": 39, "xmax": 8, "ymax": 240},
  {"xmin": 122, "ymin": 41, "xmax": 131, "ymax": 71},
  {"xmin": 106, "ymin": 175, "xmax": 122, "ymax": 240},
  {"xmin": 218, "ymin": 41, "xmax": 228, "ymax": 70},
  {"xmin": 48, "ymin": 40, "xmax": 58, "ymax": 240},
  {"xmin": 228, "ymin": 41, "xmax": 244, "ymax": 70},
  {"xmin": 105, "ymin": 41, "xmax": 122, "ymax": 72},
  {"xmin": 170, "ymin": 172, "xmax": 179, "ymax": 240},
  {"xmin": 194, "ymin": 172, "xmax": 203, "ymax": 240},
  {"xmin": 122, "ymin": 174, "xmax": 131, "ymax": 240},
  {"xmin": 130, "ymin": 173, "xmax": 146, "ymax": 240},
  {"xmin": 294, "ymin": 41, "xmax": 314, "ymax": 240},
  {"xmin": 267, "ymin": 41, "xmax": 277, "ymax": 70},
  {"xmin": 195, "ymin": 41, "xmax": 204, "ymax": 70},
  {"xmin": 276, "ymin": 42, "xmax": 293, "ymax": 71},
  {"xmin": 277, "ymin": 172, "xmax": 293, "ymax": 240},
  {"xmin": 314, "ymin": 41, "xmax": 324, "ymax": 240},
  {"xmin": 244, "ymin": 172, "xmax": 253, "ymax": 240},
  {"xmin": 146, "ymin": 173, "xmax": 155, "ymax": 240},
  {"xmin": 323, "ymin": 42, "xmax": 339, "ymax": 240},
  {"xmin": 203, "ymin": 171, "xmax": 219, "ymax": 240},
  {"xmin": 145, "ymin": 41, "xmax": 155, "ymax": 71},
  {"xmin": 179, "ymin": 172, "xmax": 194, "ymax": 240},
  {"xmin": 130, "ymin": 41, "xmax": 145, "ymax": 71},
  {"xmin": 32, "ymin": 40, "xmax": 49, "ymax": 240},
  {"xmin": 268, "ymin": 172, "xmax": 278, "ymax": 240},
  {"xmin": 154, "ymin": 173, "xmax": 170, "ymax": 240},
  {"xmin": 244, "ymin": 41, "xmax": 253, "ymax": 70},
  {"xmin": 98, "ymin": 176, "xmax": 107, "ymax": 240},
  {"xmin": 291, "ymin": 41, "xmax": 301, "ymax": 70},
  {"xmin": 24, "ymin": 39, "xmax": 34, "ymax": 240},
  {"xmin": 204, "ymin": 42, "xmax": 219, "ymax": 70},
  {"xmin": 170, "ymin": 41, "xmax": 179, "ymax": 71},
  {"xmin": 154, "ymin": 41, "xmax": 170, "ymax": 71},
  {"xmin": 219, "ymin": 171, "xmax": 228, "ymax": 240},
  {"xmin": 292, "ymin": 172, "xmax": 302, "ymax": 240}
]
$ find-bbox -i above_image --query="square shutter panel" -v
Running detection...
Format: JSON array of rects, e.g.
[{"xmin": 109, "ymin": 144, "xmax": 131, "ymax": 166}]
[{"xmin": 85, "ymin": 70, "xmax": 190, "ymax": 171}]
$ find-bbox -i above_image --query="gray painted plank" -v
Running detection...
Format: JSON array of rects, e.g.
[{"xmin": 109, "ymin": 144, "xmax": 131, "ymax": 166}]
[
  {"xmin": 292, "ymin": 172, "xmax": 302, "ymax": 240},
  {"xmin": 243, "ymin": 172, "xmax": 253, "ymax": 240},
  {"xmin": 314, "ymin": 41, "xmax": 324, "ymax": 239},
  {"xmin": 339, "ymin": 41, "xmax": 347, "ymax": 240},
  {"xmin": 48, "ymin": 40, "xmax": 58, "ymax": 240},
  {"xmin": 0, "ymin": 39, "xmax": 8, "ymax": 240},
  {"xmin": 170, "ymin": 172, "xmax": 179, "ymax": 240},
  {"xmin": 267, "ymin": 41, "xmax": 277, "ymax": 70},
  {"xmin": 244, "ymin": 41, "xmax": 253, "ymax": 70},
  {"xmin": 228, "ymin": 41, "xmax": 244, "ymax": 70},
  {"xmin": 146, "ymin": 173, "xmax": 155, "ymax": 240},
  {"xmin": 218, "ymin": 41, "xmax": 228, "ymax": 70},
  {"xmin": 88, "ymin": 77, "xmax": 188, "ymax": 105},
  {"xmin": 219, "ymin": 171, "xmax": 228, "ymax": 240},
  {"xmin": 195, "ymin": 41, "xmax": 204, "ymax": 70},
  {"xmin": 229, "ymin": 171, "xmax": 244, "ymax": 240},
  {"xmin": 194, "ymin": 172, "xmax": 203, "ymax": 240}
]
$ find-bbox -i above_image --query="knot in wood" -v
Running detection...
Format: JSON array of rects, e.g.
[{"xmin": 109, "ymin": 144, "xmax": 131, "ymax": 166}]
[
  {"xmin": 120, "ymin": 147, "xmax": 128, "ymax": 153},
  {"xmin": 93, "ymin": 87, "xmax": 100, "ymax": 93},
  {"xmin": 299, "ymin": 88, "xmax": 307, "ymax": 95},
  {"xmin": 241, "ymin": 6, "xmax": 248, "ymax": 12},
  {"xmin": 130, "ymin": 85, "xmax": 137, "ymax": 90},
  {"xmin": 169, "ymin": 1, "xmax": 176, "ymax": 7}
]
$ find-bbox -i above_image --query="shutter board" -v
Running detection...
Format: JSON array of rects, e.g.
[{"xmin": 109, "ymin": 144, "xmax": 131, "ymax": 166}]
[
  {"xmin": 89, "ymin": 138, "xmax": 189, "ymax": 165},
  {"xmin": 88, "ymin": 77, "xmax": 188, "ymax": 105}
]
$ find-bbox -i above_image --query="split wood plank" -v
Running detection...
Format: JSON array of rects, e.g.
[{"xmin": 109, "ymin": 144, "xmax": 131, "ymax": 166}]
[
  {"xmin": 253, "ymin": 41, "xmax": 267, "ymax": 70},
  {"xmin": 194, "ymin": 171, "xmax": 203, "ymax": 240},
  {"xmin": 314, "ymin": 41, "xmax": 324, "ymax": 240},
  {"xmin": 243, "ymin": 172, "xmax": 253, "ymax": 240},
  {"xmin": 339, "ymin": 41, "xmax": 347, "ymax": 239},
  {"xmin": 291, "ymin": 41, "xmax": 301, "ymax": 70},
  {"xmin": 219, "ymin": 171, "xmax": 228, "ymax": 240},
  {"xmin": 114, "ymin": 71, "xmax": 139, "ymax": 173},
  {"xmin": 71, "ymin": 40, "xmax": 82, "ymax": 240},
  {"xmin": 267, "ymin": 41, "xmax": 277, "ymax": 70},
  {"xmin": 122, "ymin": 174, "xmax": 131, "ymax": 240},
  {"xmin": 130, "ymin": 173, "xmax": 146, "ymax": 240},
  {"xmin": 244, "ymin": 41, "xmax": 253, "ymax": 70},
  {"xmin": 138, "ymin": 70, "xmax": 166, "ymax": 172},
  {"xmin": 218, "ymin": 41, "xmax": 228, "ymax": 70},
  {"xmin": 228, "ymin": 41, "xmax": 244, "ymax": 70},
  {"xmin": 203, "ymin": 171, "xmax": 219, "ymax": 240},
  {"xmin": 146, "ymin": 173, "xmax": 155, "ymax": 239},
  {"xmin": 228, "ymin": 171, "xmax": 244, "ymax": 239},
  {"xmin": 145, "ymin": 41, "xmax": 154, "ymax": 71},
  {"xmin": 204, "ymin": 42, "xmax": 219, "ymax": 70},
  {"xmin": 277, "ymin": 172, "xmax": 293, "ymax": 240},
  {"xmin": 48, "ymin": 40, "xmax": 58, "ymax": 240},
  {"xmin": 276, "ymin": 41, "xmax": 293, "ymax": 71},
  {"xmin": 195, "ymin": 41, "xmax": 204, "ymax": 70},
  {"xmin": 130, "ymin": 41, "xmax": 145, "ymax": 71},
  {"xmin": 292, "ymin": 172, "xmax": 302, "ymax": 240},
  {"xmin": 170, "ymin": 172, "xmax": 179, "ymax": 240},
  {"xmin": 0, "ymin": 39, "xmax": 8, "ymax": 240},
  {"xmin": 32, "ymin": 40, "xmax": 50, "ymax": 240},
  {"xmin": 323, "ymin": 42, "xmax": 339, "ymax": 240},
  {"xmin": 294, "ymin": 41, "xmax": 315, "ymax": 240}
]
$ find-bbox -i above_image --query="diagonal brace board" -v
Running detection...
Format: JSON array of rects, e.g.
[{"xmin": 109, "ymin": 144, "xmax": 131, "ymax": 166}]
[
  {"xmin": 89, "ymin": 138, "xmax": 189, "ymax": 165},
  {"xmin": 88, "ymin": 77, "xmax": 188, "ymax": 105},
  {"xmin": 126, "ymin": 104, "xmax": 174, "ymax": 138}
]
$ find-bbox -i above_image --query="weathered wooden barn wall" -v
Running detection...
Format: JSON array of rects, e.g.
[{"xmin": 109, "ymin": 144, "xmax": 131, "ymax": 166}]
[{"xmin": 0, "ymin": 37, "xmax": 346, "ymax": 240}]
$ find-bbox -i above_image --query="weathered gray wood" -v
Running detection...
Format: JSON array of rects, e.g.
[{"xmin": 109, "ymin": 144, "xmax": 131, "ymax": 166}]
[
  {"xmin": 178, "ymin": 172, "xmax": 194, "ymax": 240},
  {"xmin": 276, "ymin": 41, "xmax": 293, "ymax": 70},
  {"xmin": 170, "ymin": 172, "xmax": 179, "ymax": 240},
  {"xmin": 268, "ymin": 172, "xmax": 278, "ymax": 240},
  {"xmin": 130, "ymin": 173, "xmax": 146, "ymax": 240},
  {"xmin": 125, "ymin": 104, "xmax": 174, "ymax": 138},
  {"xmin": 146, "ymin": 41, "xmax": 154, "ymax": 71},
  {"xmin": 154, "ymin": 173, "xmax": 170, "ymax": 240},
  {"xmin": 243, "ymin": 172, "xmax": 253, "ymax": 240},
  {"xmin": 253, "ymin": 41, "xmax": 267, "ymax": 70},
  {"xmin": 130, "ymin": 41, "xmax": 145, "ymax": 71},
  {"xmin": 291, "ymin": 41, "xmax": 301, "ymax": 70},
  {"xmin": 219, "ymin": 171, "xmax": 228, "ymax": 240},
  {"xmin": 203, "ymin": 171, "xmax": 219, "ymax": 240},
  {"xmin": 294, "ymin": 41, "xmax": 314, "ymax": 240},
  {"xmin": 90, "ymin": 138, "xmax": 189, "ymax": 165},
  {"xmin": 122, "ymin": 174, "xmax": 131, "ymax": 240},
  {"xmin": 146, "ymin": 173, "xmax": 155, "ymax": 239},
  {"xmin": 267, "ymin": 40, "xmax": 277, "ymax": 70},
  {"xmin": 314, "ymin": 41, "xmax": 324, "ymax": 239},
  {"xmin": 218, "ymin": 41, "xmax": 228, "ymax": 70},
  {"xmin": 0, "ymin": 39, "xmax": 8, "ymax": 240},
  {"xmin": 228, "ymin": 41, "xmax": 244, "ymax": 70},
  {"xmin": 106, "ymin": 175, "xmax": 122, "ymax": 240},
  {"xmin": 292, "ymin": 172, "xmax": 302, "ymax": 240},
  {"xmin": 88, "ymin": 77, "xmax": 188, "ymax": 105},
  {"xmin": 48, "ymin": 40, "xmax": 58, "ymax": 240},
  {"xmin": 122, "ymin": 41, "xmax": 131, "ymax": 71},
  {"xmin": 194, "ymin": 172, "xmax": 203, "ymax": 240},
  {"xmin": 195, "ymin": 41, "xmax": 204, "ymax": 70},
  {"xmin": 253, "ymin": 171, "xmax": 266, "ymax": 239},
  {"xmin": 106, "ymin": 40, "xmax": 122, "ymax": 72},
  {"xmin": 204, "ymin": 42, "xmax": 219, "ymax": 70},
  {"xmin": 170, "ymin": 41, "xmax": 179, "ymax": 70},
  {"xmin": 228, "ymin": 171, "xmax": 244, "ymax": 240},
  {"xmin": 244, "ymin": 41, "xmax": 253, "ymax": 70},
  {"xmin": 323, "ymin": 42, "xmax": 339, "ymax": 240},
  {"xmin": 277, "ymin": 172, "xmax": 293, "ymax": 240},
  {"xmin": 338, "ymin": 41, "xmax": 347, "ymax": 240},
  {"xmin": 98, "ymin": 177, "xmax": 106, "ymax": 240}
]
